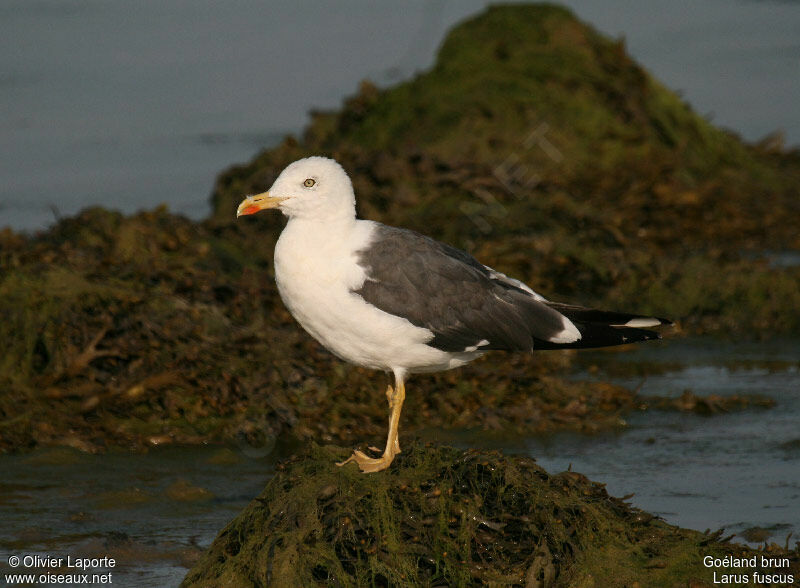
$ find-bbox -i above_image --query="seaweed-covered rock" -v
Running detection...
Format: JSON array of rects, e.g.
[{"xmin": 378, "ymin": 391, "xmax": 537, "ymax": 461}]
[
  {"xmin": 181, "ymin": 444, "xmax": 799, "ymax": 587},
  {"xmin": 0, "ymin": 205, "xmax": 632, "ymax": 452},
  {"xmin": 2, "ymin": 4, "xmax": 799, "ymax": 452},
  {"xmin": 211, "ymin": 4, "xmax": 800, "ymax": 335}
]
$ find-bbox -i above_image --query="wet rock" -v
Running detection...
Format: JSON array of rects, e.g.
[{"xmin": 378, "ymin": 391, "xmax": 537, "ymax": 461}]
[
  {"xmin": 645, "ymin": 390, "xmax": 776, "ymax": 415},
  {"xmin": 165, "ymin": 479, "xmax": 215, "ymax": 502},
  {"xmin": 741, "ymin": 527, "xmax": 772, "ymax": 544},
  {"xmin": 2, "ymin": 4, "xmax": 799, "ymax": 454},
  {"xmin": 180, "ymin": 444, "xmax": 799, "ymax": 587},
  {"xmin": 92, "ymin": 487, "xmax": 153, "ymax": 510},
  {"xmin": 205, "ymin": 448, "xmax": 244, "ymax": 466}
]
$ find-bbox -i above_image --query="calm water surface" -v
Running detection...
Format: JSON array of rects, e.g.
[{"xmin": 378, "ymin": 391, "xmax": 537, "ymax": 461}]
[
  {"xmin": 0, "ymin": 444, "xmax": 278, "ymax": 587},
  {"xmin": 2, "ymin": 0, "xmax": 799, "ymax": 232},
  {"xmin": 528, "ymin": 338, "xmax": 800, "ymax": 542}
]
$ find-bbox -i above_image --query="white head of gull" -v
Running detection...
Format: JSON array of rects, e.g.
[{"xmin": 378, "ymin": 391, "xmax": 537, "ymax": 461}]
[{"xmin": 237, "ymin": 156, "xmax": 670, "ymax": 472}]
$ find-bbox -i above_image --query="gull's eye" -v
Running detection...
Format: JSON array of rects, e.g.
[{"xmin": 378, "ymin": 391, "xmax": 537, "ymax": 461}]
[{"xmin": 303, "ymin": 178, "xmax": 316, "ymax": 188}]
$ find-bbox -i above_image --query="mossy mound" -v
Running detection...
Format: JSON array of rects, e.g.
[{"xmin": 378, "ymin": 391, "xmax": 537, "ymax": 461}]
[
  {"xmin": 0, "ymin": 206, "xmax": 632, "ymax": 452},
  {"xmin": 2, "ymin": 3, "xmax": 799, "ymax": 452},
  {"xmin": 181, "ymin": 444, "xmax": 799, "ymax": 587},
  {"xmin": 211, "ymin": 4, "xmax": 800, "ymax": 335}
]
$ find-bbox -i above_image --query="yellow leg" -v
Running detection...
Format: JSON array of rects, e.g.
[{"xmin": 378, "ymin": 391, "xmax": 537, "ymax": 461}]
[{"xmin": 337, "ymin": 376, "xmax": 406, "ymax": 473}]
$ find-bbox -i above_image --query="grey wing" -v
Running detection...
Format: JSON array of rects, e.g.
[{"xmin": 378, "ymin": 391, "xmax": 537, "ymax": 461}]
[{"xmin": 352, "ymin": 225, "xmax": 578, "ymax": 353}]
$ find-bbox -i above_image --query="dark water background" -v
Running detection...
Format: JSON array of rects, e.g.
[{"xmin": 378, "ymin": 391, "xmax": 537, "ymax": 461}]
[{"xmin": 2, "ymin": 0, "xmax": 799, "ymax": 232}]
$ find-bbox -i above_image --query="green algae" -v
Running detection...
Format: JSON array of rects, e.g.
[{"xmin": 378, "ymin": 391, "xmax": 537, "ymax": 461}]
[
  {"xmin": 1, "ymin": 6, "xmax": 798, "ymax": 581},
  {"xmin": 210, "ymin": 4, "xmax": 800, "ymax": 336},
  {"xmin": 2, "ymin": 3, "xmax": 800, "ymax": 454},
  {"xmin": 0, "ymin": 205, "xmax": 627, "ymax": 452},
  {"xmin": 180, "ymin": 444, "xmax": 799, "ymax": 587}
]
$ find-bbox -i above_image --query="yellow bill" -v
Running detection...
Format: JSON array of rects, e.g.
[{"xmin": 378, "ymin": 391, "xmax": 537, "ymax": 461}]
[{"xmin": 236, "ymin": 192, "xmax": 287, "ymax": 217}]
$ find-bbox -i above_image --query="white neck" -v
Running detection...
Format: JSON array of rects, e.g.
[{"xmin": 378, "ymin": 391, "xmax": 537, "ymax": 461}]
[{"xmin": 285, "ymin": 211, "xmax": 356, "ymax": 233}]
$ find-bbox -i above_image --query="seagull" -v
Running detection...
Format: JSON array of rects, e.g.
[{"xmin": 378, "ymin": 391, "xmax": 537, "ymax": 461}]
[{"xmin": 237, "ymin": 156, "xmax": 669, "ymax": 473}]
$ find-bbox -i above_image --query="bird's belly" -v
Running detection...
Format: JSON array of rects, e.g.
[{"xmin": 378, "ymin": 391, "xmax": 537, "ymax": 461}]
[{"xmin": 274, "ymin": 263, "xmax": 466, "ymax": 373}]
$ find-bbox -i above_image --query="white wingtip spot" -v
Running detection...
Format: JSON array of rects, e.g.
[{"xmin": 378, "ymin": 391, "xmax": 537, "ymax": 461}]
[
  {"xmin": 464, "ymin": 339, "xmax": 491, "ymax": 352},
  {"xmin": 549, "ymin": 317, "xmax": 581, "ymax": 344},
  {"xmin": 621, "ymin": 318, "xmax": 662, "ymax": 328}
]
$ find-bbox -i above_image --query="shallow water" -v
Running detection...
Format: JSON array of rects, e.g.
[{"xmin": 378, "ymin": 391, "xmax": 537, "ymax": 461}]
[
  {"xmin": 0, "ymin": 444, "xmax": 279, "ymax": 587},
  {"xmin": 435, "ymin": 338, "xmax": 800, "ymax": 550},
  {"xmin": 533, "ymin": 338, "xmax": 800, "ymax": 544},
  {"xmin": 2, "ymin": 0, "xmax": 799, "ymax": 232},
  {"xmin": 1, "ymin": 338, "xmax": 797, "ymax": 586}
]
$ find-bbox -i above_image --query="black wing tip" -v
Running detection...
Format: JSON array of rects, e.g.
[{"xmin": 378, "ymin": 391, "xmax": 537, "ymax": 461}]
[{"xmin": 533, "ymin": 324, "xmax": 665, "ymax": 350}]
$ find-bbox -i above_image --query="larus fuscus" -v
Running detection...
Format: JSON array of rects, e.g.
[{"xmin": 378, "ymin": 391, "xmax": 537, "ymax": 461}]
[{"xmin": 237, "ymin": 156, "xmax": 670, "ymax": 473}]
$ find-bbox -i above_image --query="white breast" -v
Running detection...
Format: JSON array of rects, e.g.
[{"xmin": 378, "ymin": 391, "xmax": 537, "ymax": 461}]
[{"xmin": 273, "ymin": 219, "xmax": 475, "ymax": 373}]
